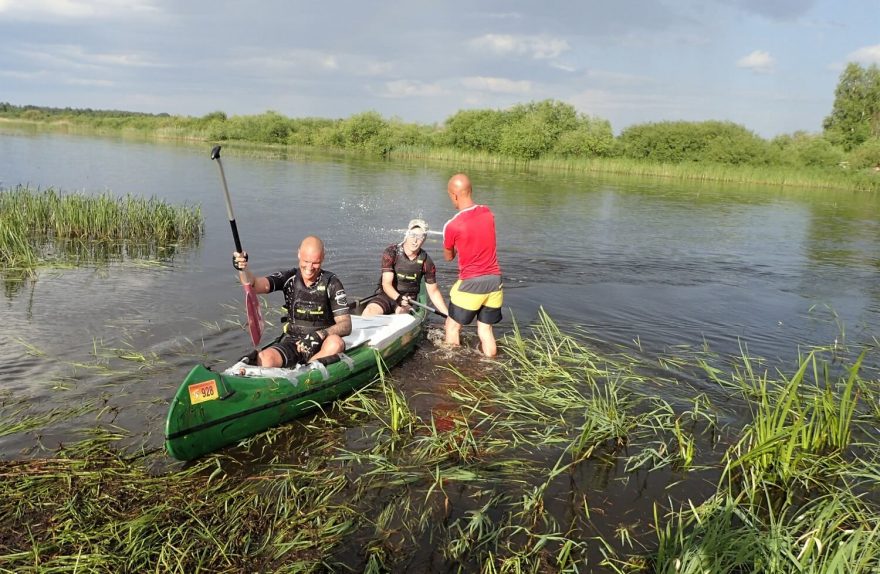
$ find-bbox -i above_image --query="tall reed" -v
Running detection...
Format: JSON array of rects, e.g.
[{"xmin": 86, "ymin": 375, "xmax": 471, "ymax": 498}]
[{"xmin": 0, "ymin": 186, "xmax": 203, "ymax": 271}]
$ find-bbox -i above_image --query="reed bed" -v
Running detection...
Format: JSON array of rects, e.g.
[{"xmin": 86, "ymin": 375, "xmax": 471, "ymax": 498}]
[
  {"xmin": 391, "ymin": 146, "xmax": 880, "ymax": 192},
  {"xmin": 1, "ymin": 311, "xmax": 877, "ymax": 572},
  {"xmin": 0, "ymin": 185, "xmax": 203, "ymax": 272}
]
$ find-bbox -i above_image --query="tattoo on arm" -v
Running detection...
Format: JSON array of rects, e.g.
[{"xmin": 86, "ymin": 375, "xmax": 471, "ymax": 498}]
[{"xmin": 325, "ymin": 314, "xmax": 352, "ymax": 338}]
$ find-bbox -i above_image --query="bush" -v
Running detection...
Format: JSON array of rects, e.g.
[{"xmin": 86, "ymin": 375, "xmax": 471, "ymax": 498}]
[
  {"xmin": 846, "ymin": 137, "xmax": 880, "ymax": 169},
  {"xmin": 441, "ymin": 109, "xmax": 507, "ymax": 153},
  {"xmin": 387, "ymin": 120, "xmax": 432, "ymax": 148},
  {"xmin": 618, "ymin": 121, "xmax": 769, "ymax": 164},
  {"xmin": 340, "ymin": 111, "xmax": 391, "ymax": 153},
  {"xmin": 771, "ymin": 132, "xmax": 845, "ymax": 168},
  {"xmin": 552, "ymin": 117, "xmax": 615, "ymax": 158}
]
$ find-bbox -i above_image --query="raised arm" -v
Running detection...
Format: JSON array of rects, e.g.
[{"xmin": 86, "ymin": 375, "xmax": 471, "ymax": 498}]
[{"xmin": 233, "ymin": 251, "xmax": 271, "ymax": 294}]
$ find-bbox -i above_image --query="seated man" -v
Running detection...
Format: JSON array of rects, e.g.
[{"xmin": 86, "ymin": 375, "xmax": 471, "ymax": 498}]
[
  {"xmin": 233, "ymin": 235, "xmax": 351, "ymax": 367},
  {"xmin": 362, "ymin": 219, "xmax": 449, "ymax": 318}
]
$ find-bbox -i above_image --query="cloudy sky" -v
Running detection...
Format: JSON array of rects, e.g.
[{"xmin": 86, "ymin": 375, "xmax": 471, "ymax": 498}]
[{"xmin": 1, "ymin": 0, "xmax": 878, "ymax": 137}]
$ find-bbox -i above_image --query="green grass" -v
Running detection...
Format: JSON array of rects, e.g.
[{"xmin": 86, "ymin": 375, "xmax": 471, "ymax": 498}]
[
  {"xmin": 0, "ymin": 186, "xmax": 203, "ymax": 273},
  {"xmin": 1, "ymin": 311, "xmax": 877, "ymax": 572},
  {"xmin": 391, "ymin": 145, "xmax": 880, "ymax": 192}
]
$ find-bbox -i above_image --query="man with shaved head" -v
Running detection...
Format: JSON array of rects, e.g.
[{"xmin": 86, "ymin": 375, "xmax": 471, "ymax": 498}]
[
  {"xmin": 233, "ymin": 235, "xmax": 351, "ymax": 367},
  {"xmin": 443, "ymin": 173, "xmax": 503, "ymax": 357}
]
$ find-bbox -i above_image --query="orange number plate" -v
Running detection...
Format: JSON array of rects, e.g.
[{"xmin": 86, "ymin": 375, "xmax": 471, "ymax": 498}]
[{"xmin": 188, "ymin": 379, "xmax": 219, "ymax": 405}]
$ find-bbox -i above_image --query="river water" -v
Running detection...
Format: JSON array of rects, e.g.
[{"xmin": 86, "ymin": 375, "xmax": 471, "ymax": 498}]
[{"xmin": 2, "ymin": 128, "xmax": 879, "ymax": 456}]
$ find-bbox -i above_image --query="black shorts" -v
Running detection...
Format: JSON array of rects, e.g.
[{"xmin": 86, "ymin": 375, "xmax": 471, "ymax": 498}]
[
  {"xmin": 268, "ymin": 334, "xmax": 313, "ymax": 368},
  {"xmin": 369, "ymin": 291, "xmax": 415, "ymax": 314},
  {"xmin": 447, "ymin": 276, "xmax": 503, "ymax": 325},
  {"xmin": 448, "ymin": 303, "xmax": 502, "ymax": 326}
]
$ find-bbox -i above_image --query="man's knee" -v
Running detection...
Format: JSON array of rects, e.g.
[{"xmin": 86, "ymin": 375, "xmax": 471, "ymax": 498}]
[
  {"xmin": 362, "ymin": 302, "xmax": 383, "ymax": 317},
  {"xmin": 322, "ymin": 334, "xmax": 345, "ymax": 355},
  {"xmin": 258, "ymin": 348, "xmax": 283, "ymax": 368}
]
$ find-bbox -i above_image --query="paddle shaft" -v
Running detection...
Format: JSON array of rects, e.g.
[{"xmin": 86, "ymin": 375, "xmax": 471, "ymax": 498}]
[
  {"xmin": 210, "ymin": 146, "xmax": 245, "ymax": 256},
  {"xmin": 210, "ymin": 145, "xmax": 263, "ymax": 349},
  {"xmin": 407, "ymin": 298, "xmax": 448, "ymax": 319},
  {"xmin": 347, "ymin": 291, "xmax": 381, "ymax": 311}
]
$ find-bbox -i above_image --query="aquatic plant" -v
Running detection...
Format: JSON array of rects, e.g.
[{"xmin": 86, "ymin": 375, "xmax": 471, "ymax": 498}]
[
  {"xmin": 0, "ymin": 311, "xmax": 877, "ymax": 572},
  {"xmin": 0, "ymin": 185, "xmax": 203, "ymax": 272}
]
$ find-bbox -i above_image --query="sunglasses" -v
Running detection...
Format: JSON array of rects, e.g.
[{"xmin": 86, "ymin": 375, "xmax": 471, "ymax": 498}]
[{"xmin": 407, "ymin": 232, "xmax": 427, "ymax": 241}]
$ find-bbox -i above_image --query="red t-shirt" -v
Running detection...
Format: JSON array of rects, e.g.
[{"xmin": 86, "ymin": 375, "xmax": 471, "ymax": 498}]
[{"xmin": 443, "ymin": 205, "xmax": 501, "ymax": 280}]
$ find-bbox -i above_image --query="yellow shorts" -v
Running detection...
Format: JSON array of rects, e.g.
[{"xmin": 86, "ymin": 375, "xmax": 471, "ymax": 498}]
[{"xmin": 449, "ymin": 279, "xmax": 503, "ymax": 325}]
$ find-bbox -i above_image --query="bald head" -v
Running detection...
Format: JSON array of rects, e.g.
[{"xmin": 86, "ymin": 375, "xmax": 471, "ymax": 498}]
[
  {"xmin": 447, "ymin": 173, "xmax": 472, "ymax": 196},
  {"xmin": 299, "ymin": 235, "xmax": 324, "ymax": 255},
  {"xmin": 297, "ymin": 235, "xmax": 325, "ymax": 283},
  {"xmin": 447, "ymin": 173, "xmax": 474, "ymax": 210}
]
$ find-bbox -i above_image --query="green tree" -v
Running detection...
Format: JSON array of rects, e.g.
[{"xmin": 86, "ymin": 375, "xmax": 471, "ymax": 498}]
[
  {"xmin": 617, "ymin": 121, "xmax": 768, "ymax": 164},
  {"xmin": 846, "ymin": 137, "xmax": 880, "ymax": 169},
  {"xmin": 497, "ymin": 100, "xmax": 582, "ymax": 159},
  {"xmin": 823, "ymin": 62, "xmax": 880, "ymax": 150},
  {"xmin": 552, "ymin": 116, "xmax": 615, "ymax": 158},
  {"xmin": 340, "ymin": 111, "xmax": 391, "ymax": 153},
  {"xmin": 770, "ymin": 132, "xmax": 845, "ymax": 168},
  {"xmin": 441, "ymin": 108, "xmax": 507, "ymax": 153}
]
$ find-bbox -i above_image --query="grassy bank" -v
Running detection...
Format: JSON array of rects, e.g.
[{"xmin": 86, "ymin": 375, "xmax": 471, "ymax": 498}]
[
  {"xmin": 3, "ymin": 108, "xmax": 880, "ymax": 192},
  {"xmin": 391, "ymin": 145, "xmax": 880, "ymax": 192},
  {"xmin": 0, "ymin": 186, "xmax": 203, "ymax": 273},
  {"xmin": 1, "ymin": 312, "xmax": 877, "ymax": 572}
]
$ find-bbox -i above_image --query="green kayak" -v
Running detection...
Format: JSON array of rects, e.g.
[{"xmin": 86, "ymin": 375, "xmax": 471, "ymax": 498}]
[{"xmin": 165, "ymin": 294, "xmax": 428, "ymax": 461}]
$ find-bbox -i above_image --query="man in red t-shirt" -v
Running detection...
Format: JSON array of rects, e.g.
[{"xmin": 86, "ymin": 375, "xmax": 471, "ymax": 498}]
[{"xmin": 443, "ymin": 173, "xmax": 503, "ymax": 357}]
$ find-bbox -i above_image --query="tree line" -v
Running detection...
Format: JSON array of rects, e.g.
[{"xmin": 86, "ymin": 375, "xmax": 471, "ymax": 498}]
[{"xmin": 2, "ymin": 62, "xmax": 878, "ymax": 172}]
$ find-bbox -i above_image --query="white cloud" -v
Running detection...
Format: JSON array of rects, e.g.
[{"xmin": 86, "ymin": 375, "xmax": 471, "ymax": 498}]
[
  {"xmin": 848, "ymin": 44, "xmax": 880, "ymax": 65},
  {"xmin": 67, "ymin": 77, "xmax": 116, "ymax": 87},
  {"xmin": 736, "ymin": 50, "xmax": 775, "ymax": 73},
  {"xmin": 584, "ymin": 68, "xmax": 652, "ymax": 87},
  {"xmin": 460, "ymin": 76, "xmax": 532, "ymax": 94},
  {"xmin": 469, "ymin": 34, "xmax": 570, "ymax": 60},
  {"xmin": 568, "ymin": 88, "xmax": 686, "ymax": 114},
  {"xmin": 229, "ymin": 49, "xmax": 396, "ymax": 80},
  {"xmin": 0, "ymin": 69, "xmax": 47, "ymax": 80},
  {"xmin": 15, "ymin": 44, "xmax": 163, "ymax": 70},
  {"xmin": 0, "ymin": 0, "xmax": 158, "ymax": 19},
  {"xmin": 359, "ymin": 61, "xmax": 393, "ymax": 77},
  {"xmin": 377, "ymin": 80, "xmax": 445, "ymax": 98},
  {"xmin": 550, "ymin": 62, "xmax": 577, "ymax": 72}
]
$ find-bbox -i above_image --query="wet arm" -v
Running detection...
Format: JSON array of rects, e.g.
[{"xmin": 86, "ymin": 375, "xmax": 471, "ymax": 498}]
[{"xmin": 426, "ymin": 283, "xmax": 448, "ymax": 315}]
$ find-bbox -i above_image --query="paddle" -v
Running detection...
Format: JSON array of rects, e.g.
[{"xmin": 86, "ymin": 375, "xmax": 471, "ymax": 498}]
[
  {"xmin": 347, "ymin": 292, "xmax": 381, "ymax": 311},
  {"xmin": 406, "ymin": 298, "xmax": 448, "ymax": 319},
  {"xmin": 210, "ymin": 145, "xmax": 263, "ymax": 349}
]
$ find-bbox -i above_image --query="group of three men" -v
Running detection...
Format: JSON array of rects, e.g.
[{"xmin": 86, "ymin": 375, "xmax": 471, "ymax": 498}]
[{"xmin": 231, "ymin": 173, "xmax": 503, "ymax": 368}]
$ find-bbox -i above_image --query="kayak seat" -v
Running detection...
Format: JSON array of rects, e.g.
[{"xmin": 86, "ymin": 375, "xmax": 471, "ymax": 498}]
[{"xmin": 344, "ymin": 313, "xmax": 416, "ymax": 351}]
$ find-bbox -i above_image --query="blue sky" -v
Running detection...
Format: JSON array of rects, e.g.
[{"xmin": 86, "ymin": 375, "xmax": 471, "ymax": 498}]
[{"xmin": 1, "ymin": 0, "xmax": 878, "ymax": 137}]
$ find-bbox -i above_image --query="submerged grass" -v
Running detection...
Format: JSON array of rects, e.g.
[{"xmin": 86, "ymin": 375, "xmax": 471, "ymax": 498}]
[
  {"xmin": 0, "ymin": 185, "xmax": 203, "ymax": 273},
  {"xmin": 0, "ymin": 429, "xmax": 355, "ymax": 572},
  {"xmin": 1, "ymin": 310, "xmax": 878, "ymax": 572}
]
